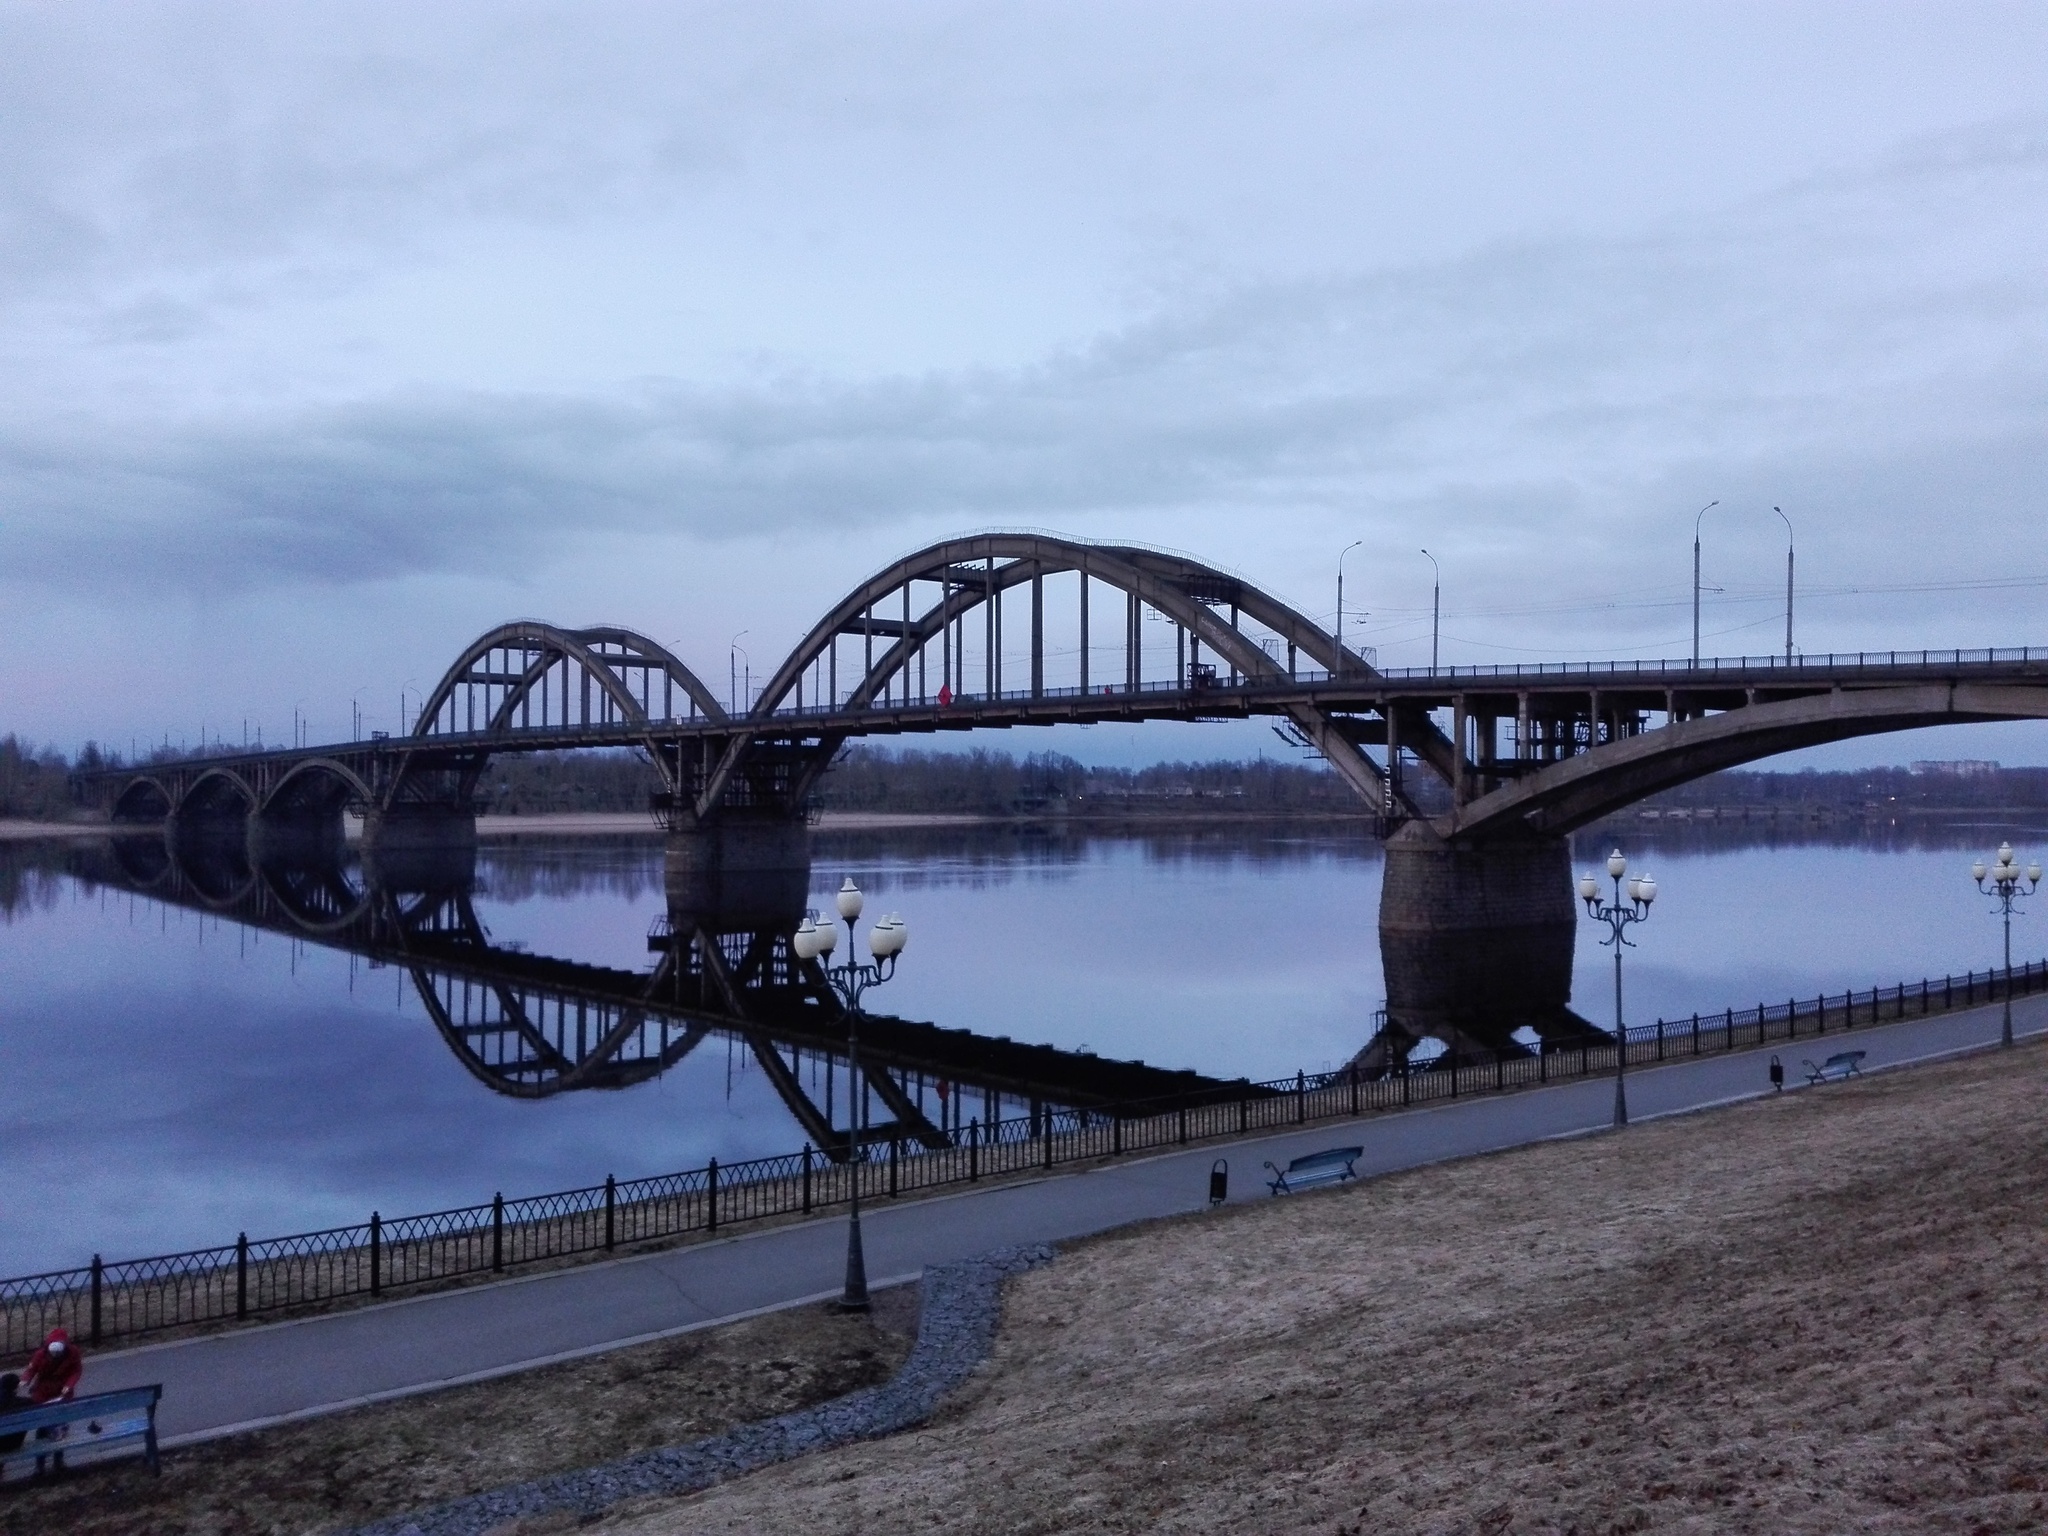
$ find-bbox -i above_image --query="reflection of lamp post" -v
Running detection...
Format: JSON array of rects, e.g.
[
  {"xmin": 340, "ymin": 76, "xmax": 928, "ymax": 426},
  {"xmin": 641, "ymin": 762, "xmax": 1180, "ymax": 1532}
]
[
  {"xmin": 793, "ymin": 877, "xmax": 908, "ymax": 1312},
  {"xmin": 1973, "ymin": 842, "xmax": 2040, "ymax": 1048},
  {"xmin": 1580, "ymin": 849, "xmax": 1657, "ymax": 1128}
]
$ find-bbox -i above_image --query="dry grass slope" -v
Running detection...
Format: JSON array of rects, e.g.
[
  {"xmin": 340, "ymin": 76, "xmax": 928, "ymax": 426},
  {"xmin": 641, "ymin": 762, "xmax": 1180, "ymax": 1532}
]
[
  {"xmin": 588, "ymin": 1043, "xmax": 2048, "ymax": 1536},
  {"xmin": 0, "ymin": 1292, "xmax": 914, "ymax": 1536}
]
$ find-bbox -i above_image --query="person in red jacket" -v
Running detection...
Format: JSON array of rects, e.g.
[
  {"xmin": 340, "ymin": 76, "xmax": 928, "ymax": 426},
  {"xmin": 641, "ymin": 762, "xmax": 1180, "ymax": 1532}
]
[{"xmin": 20, "ymin": 1329, "xmax": 82, "ymax": 1404}]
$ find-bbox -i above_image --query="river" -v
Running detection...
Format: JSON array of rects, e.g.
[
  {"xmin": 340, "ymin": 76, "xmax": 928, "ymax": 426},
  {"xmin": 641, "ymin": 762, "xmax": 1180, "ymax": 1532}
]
[{"xmin": 1, "ymin": 817, "xmax": 2041, "ymax": 1275}]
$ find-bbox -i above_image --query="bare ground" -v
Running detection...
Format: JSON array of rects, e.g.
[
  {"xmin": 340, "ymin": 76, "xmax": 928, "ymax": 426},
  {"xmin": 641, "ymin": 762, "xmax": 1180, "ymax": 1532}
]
[
  {"xmin": 579, "ymin": 1042, "xmax": 2048, "ymax": 1536},
  {"xmin": 0, "ymin": 1288, "xmax": 915, "ymax": 1536}
]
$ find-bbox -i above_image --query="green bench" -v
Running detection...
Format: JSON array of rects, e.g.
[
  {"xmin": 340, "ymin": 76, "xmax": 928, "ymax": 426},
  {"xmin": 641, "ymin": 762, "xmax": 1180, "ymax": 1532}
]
[
  {"xmin": 0, "ymin": 1385, "xmax": 162, "ymax": 1482},
  {"xmin": 1264, "ymin": 1146, "xmax": 1363, "ymax": 1195}
]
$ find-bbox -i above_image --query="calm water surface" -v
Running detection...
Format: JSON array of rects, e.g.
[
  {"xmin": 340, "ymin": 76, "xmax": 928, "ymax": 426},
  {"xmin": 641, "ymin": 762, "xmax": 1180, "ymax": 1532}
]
[{"xmin": 1, "ymin": 820, "xmax": 2041, "ymax": 1274}]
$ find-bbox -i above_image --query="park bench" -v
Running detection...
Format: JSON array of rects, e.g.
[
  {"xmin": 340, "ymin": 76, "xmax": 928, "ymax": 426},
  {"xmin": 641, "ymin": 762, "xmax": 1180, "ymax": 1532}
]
[
  {"xmin": 1264, "ymin": 1146, "xmax": 1363, "ymax": 1195},
  {"xmin": 1803, "ymin": 1051, "xmax": 1867, "ymax": 1086},
  {"xmin": 0, "ymin": 1385, "xmax": 161, "ymax": 1482}
]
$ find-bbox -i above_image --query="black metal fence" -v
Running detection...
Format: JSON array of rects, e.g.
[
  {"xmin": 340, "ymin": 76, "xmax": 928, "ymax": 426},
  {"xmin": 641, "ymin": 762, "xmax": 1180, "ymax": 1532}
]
[{"xmin": 8, "ymin": 955, "xmax": 2043, "ymax": 1355}]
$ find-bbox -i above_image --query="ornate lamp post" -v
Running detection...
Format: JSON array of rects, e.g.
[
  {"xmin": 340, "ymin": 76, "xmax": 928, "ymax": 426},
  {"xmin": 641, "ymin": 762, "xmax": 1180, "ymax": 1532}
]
[
  {"xmin": 1579, "ymin": 849, "xmax": 1657, "ymax": 1128},
  {"xmin": 1973, "ymin": 843, "xmax": 2040, "ymax": 1048},
  {"xmin": 792, "ymin": 877, "xmax": 908, "ymax": 1312}
]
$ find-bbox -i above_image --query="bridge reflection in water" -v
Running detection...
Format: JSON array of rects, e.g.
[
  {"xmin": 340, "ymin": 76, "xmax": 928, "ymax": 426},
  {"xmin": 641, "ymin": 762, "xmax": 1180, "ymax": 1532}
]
[{"xmin": 75, "ymin": 829, "xmax": 1267, "ymax": 1163}]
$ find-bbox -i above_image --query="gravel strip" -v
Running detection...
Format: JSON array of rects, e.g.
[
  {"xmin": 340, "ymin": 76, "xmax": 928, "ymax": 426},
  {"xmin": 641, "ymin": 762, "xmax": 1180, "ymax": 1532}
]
[{"xmin": 349, "ymin": 1244, "xmax": 1054, "ymax": 1536}]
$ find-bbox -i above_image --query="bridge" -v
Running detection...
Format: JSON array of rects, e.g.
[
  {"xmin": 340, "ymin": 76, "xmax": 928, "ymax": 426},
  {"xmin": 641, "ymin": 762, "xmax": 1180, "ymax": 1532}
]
[
  {"xmin": 69, "ymin": 834, "xmax": 1258, "ymax": 1159},
  {"xmin": 80, "ymin": 531, "xmax": 2048, "ymax": 1063}
]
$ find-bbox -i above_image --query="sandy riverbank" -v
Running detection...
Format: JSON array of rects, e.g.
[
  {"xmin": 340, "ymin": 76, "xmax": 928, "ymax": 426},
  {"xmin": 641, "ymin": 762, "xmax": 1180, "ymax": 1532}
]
[{"xmin": 0, "ymin": 818, "xmax": 121, "ymax": 841}]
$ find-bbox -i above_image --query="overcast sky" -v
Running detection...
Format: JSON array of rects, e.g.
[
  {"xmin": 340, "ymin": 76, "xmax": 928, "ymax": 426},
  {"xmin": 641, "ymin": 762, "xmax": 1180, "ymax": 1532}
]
[{"xmin": 5, "ymin": 1, "xmax": 2046, "ymax": 766}]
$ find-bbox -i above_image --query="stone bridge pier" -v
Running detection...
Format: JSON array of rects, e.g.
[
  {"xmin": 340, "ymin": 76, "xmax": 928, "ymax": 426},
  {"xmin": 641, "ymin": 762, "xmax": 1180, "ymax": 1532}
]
[{"xmin": 1370, "ymin": 821, "xmax": 1602, "ymax": 1071}]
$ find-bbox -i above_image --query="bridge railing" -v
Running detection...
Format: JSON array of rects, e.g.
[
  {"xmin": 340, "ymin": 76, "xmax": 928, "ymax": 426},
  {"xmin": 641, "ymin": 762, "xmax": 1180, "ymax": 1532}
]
[{"xmin": 7, "ymin": 952, "xmax": 2044, "ymax": 1352}]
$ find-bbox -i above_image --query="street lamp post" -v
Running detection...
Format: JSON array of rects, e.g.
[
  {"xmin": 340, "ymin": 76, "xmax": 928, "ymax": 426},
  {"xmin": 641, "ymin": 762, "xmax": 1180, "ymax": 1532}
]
[
  {"xmin": 1692, "ymin": 501, "xmax": 1718, "ymax": 666},
  {"xmin": 1336, "ymin": 540, "xmax": 1363, "ymax": 675},
  {"xmin": 1579, "ymin": 849, "xmax": 1657, "ymax": 1128},
  {"xmin": 1774, "ymin": 505, "xmax": 1794, "ymax": 662},
  {"xmin": 1420, "ymin": 548, "xmax": 1440, "ymax": 673},
  {"xmin": 1973, "ymin": 843, "xmax": 2041, "ymax": 1048},
  {"xmin": 792, "ymin": 878, "xmax": 908, "ymax": 1312},
  {"xmin": 730, "ymin": 632, "xmax": 750, "ymax": 714}
]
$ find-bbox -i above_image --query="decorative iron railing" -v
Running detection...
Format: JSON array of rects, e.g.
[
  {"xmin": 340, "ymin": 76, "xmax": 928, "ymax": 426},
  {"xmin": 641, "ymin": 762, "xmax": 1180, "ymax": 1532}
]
[{"xmin": 7, "ymin": 956, "xmax": 2042, "ymax": 1354}]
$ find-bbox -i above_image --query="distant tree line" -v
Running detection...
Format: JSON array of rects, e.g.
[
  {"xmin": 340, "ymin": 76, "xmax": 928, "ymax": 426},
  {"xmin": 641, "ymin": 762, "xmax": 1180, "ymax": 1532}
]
[{"xmin": 5, "ymin": 732, "xmax": 2045, "ymax": 822}]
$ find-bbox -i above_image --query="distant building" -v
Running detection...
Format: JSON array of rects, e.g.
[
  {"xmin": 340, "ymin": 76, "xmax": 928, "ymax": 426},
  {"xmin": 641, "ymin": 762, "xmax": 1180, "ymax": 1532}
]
[{"xmin": 1909, "ymin": 760, "xmax": 2000, "ymax": 778}]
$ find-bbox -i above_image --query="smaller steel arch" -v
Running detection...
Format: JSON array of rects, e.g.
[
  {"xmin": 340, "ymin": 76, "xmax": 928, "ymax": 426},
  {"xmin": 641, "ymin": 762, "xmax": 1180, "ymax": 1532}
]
[{"xmin": 413, "ymin": 621, "xmax": 726, "ymax": 742}]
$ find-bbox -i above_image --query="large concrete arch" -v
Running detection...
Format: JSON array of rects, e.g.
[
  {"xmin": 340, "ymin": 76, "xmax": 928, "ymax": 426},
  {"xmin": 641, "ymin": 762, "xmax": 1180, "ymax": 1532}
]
[
  {"xmin": 260, "ymin": 757, "xmax": 374, "ymax": 818},
  {"xmin": 1447, "ymin": 682, "xmax": 2048, "ymax": 842}
]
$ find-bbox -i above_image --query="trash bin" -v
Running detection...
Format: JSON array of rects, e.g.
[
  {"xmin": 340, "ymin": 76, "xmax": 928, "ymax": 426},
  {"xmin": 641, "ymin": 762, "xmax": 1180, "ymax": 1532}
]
[
  {"xmin": 1208, "ymin": 1159, "xmax": 1229, "ymax": 1205},
  {"xmin": 1769, "ymin": 1054, "xmax": 1784, "ymax": 1092}
]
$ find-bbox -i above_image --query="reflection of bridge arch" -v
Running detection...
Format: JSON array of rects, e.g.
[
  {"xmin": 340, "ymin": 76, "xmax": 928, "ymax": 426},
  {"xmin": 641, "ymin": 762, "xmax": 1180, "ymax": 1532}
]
[{"xmin": 259, "ymin": 858, "xmax": 371, "ymax": 934}]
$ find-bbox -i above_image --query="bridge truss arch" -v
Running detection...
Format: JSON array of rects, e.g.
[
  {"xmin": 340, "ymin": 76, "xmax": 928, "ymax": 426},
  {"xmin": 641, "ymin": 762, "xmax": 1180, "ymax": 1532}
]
[{"xmin": 691, "ymin": 533, "xmax": 1416, "ymax": 819}]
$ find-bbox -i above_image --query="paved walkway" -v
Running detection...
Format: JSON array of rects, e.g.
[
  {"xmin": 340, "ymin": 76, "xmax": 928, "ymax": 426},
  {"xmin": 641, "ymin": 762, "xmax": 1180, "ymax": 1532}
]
[{"xmin": 93, "ymin": 992, "xmax": 2048, "ymax": 1445}]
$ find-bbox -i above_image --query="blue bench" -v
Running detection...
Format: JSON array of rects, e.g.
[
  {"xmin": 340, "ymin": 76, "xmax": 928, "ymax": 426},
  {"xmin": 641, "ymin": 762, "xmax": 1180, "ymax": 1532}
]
[
  {"xmin": 0, "ymin": 1386, "xmax": 161, "ymax": 1482},
  {"xmin": 1264, "ymin": 1146, "xmax": 1363, "ymax": 1195},
  {"xmin": 1804, "ymin": 1051, "xmax": 1866, "ymax": 1085}
]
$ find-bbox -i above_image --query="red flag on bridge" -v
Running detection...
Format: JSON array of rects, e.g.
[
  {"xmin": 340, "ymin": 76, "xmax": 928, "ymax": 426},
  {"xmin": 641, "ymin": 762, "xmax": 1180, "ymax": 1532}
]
[{"xmin": 937, "ymin": 683, "xmax": 953, "ymax": 707}]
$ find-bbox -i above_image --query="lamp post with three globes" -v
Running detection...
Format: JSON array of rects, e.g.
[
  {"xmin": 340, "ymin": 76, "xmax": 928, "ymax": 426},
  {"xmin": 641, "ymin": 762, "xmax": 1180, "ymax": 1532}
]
[
  {"xmin": 1580, "ymin": 849, "xmax": 1657, "ymax": 1129},
  {"xmin": 792, "ymin": 877, "xmax": 907, "ymax": 1313},
  {"xmin": 1973, "ymin": 843, "xmax": 2041, "ymax": 1049}
]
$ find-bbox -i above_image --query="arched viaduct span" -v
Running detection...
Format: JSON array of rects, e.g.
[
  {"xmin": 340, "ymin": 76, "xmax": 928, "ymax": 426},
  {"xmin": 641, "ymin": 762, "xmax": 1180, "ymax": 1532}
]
[{"xmin": 82, "ymin": 532, "xmax": 2048, "ymax": 1063}]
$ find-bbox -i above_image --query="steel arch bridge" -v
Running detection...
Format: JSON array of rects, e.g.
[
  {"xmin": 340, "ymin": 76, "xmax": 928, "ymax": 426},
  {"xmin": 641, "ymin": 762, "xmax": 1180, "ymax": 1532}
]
[{"xmin": 86, "ymin": 532, "xmax": 2048, "ymax": 848}]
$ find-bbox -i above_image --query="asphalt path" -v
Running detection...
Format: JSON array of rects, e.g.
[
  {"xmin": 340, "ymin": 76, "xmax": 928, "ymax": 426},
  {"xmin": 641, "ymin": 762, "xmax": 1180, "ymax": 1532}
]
[{"xmin": 87, "ymin": 991, "xmax": 2048, "ymax": 1446}]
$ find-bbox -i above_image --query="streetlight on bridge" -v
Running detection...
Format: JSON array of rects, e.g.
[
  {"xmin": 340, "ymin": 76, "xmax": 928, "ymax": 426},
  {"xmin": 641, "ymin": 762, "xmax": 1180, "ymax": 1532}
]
[
  {"xmin": 1420, "ymin": 548, "xmax": 1441, "ymax": 673},
  {"xmin": 1335, "ymin": 541, "xmax": 1364, "ymax": 675},
  {"xmin": 1580, "ymin": 849, "xmax": 1657, "ymax": 1128},
  {"xmin": 1775, "ymin": 505, "xmax": 1794, "ymax": 662},
  {"xmin": 793, "ymin": 877, "xmax": 908, "ymax": 1312},
  {"xmin": 1973, "ymin": 843, "xmax": 2040, "ymax": 1048},
  {"xmin": 1691, "ymin": 501, "xmax": 1717, "ymax": 666}
]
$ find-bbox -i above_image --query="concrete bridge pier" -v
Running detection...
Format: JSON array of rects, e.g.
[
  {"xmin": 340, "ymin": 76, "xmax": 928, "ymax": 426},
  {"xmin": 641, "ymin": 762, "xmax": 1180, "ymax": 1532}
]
[
  {"xmin": 1372, "ymin": 821, "xmax": 1601, "ymax": 1068},
  {"xmin": 664, "ymin": 811, "xmax": 812, "ymax": 931},
  {"xmin": 359, "ymin": 804, "xmax": 478, "ymax": 889}
]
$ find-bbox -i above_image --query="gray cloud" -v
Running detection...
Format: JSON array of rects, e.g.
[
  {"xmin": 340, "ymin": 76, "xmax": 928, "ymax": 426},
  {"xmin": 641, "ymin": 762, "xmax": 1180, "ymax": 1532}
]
[{"xmin": 6, "ymin": 112, "xmax": 2045, "ymax": 613}]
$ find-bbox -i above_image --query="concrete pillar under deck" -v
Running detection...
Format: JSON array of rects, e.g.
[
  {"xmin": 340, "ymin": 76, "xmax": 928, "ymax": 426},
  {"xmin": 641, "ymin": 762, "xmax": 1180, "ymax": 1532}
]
[
  {"xmin": 1375, "ymin": 821, "xmax": 1599, "ymax": 1062},
  {"xmin": 665, "ymin": 813, "xmax": 811, "ymax": 931},
  {"xmin": 359, "ymin": 804, "xmax": 478, "ymax": 889}
]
